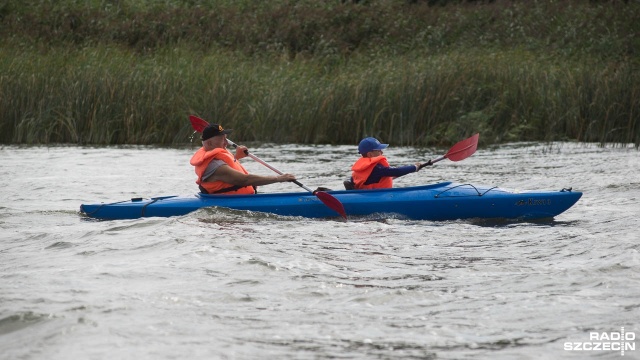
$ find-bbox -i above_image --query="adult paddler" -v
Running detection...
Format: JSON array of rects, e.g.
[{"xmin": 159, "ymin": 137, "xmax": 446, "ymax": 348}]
[{"xmin": 190, "ymin": 123, "xmax": 296, "ymax": 194}]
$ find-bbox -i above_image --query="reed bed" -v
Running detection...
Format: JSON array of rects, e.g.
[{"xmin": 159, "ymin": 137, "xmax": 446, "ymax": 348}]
[
  {"xmin": 0, "ymin": 0, "xmax": 638, "ymax": 147},
  {"xmin": 2, "ymin": 46, "xmax": 637, "ymax": 147}
]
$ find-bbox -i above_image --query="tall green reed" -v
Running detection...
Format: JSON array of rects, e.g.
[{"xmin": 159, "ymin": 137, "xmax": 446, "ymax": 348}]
[{"xmin": 0, "ymin": 45, "xmax": 638, "ymax": 147}]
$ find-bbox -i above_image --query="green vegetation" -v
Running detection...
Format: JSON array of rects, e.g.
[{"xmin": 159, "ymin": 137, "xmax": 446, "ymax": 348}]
[{"xmin": 1, "ymin": 0, "xmax": 638, "ymax": 147}]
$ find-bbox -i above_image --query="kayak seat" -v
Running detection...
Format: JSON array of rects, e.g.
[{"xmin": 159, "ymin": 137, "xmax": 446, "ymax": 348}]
[
  {"xmin": 314, "ymin": 187, "xmax": 333, "ymax": 192},
  {"xmin": 343, "ymin": 180, "xmax": 355, "ymax": 190}
]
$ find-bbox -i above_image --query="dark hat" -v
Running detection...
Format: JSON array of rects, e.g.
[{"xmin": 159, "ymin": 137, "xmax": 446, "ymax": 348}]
[
  {"xmin": 358, "ymin": 137, "xmax": 388, "ymax": 155},
  {"xmin": 202, "ymin": 124, "xmax": 232, "ymax": 140}
]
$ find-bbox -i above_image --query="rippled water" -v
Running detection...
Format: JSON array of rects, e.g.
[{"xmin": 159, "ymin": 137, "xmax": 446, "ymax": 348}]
[{"xmin": 1, "ymin": 143, "xmax": 639, "ymax": 359}]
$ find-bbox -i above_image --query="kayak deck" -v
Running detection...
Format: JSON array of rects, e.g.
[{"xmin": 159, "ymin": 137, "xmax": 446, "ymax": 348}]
[{"xmin": 80, "ymin": 182, "xmax": 582, "ymax": 221}]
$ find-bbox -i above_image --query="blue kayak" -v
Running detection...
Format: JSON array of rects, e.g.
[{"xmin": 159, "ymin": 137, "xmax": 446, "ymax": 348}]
[{"xmin": 80, "ymin": 182, "xmax": 582, "ymax": 221}]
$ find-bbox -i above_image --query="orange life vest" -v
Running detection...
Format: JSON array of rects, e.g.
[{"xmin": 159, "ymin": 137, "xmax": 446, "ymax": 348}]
[
  {"xmin": 190, "ymin": 147, "xmax": 256, "ymax": 195},
  {"xmin": 351, "ymin": 156, "xmax": 394, "ymax": 189}
]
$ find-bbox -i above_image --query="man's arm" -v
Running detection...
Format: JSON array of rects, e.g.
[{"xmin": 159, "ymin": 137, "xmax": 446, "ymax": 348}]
[{"xmin": 207, "ymin": 164, "xmax": 295, "ymax": 187}]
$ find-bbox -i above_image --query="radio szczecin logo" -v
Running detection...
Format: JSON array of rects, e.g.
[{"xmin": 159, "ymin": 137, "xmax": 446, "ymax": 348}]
[{"xmin": 564, "ymin": 327, "xmax": 636, "ymax": 356}]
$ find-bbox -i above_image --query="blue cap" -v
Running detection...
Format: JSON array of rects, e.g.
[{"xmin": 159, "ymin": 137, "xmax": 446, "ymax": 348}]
[{"xmin": 358, "ymin": 137, "xmax": 388, "ymax": 155}]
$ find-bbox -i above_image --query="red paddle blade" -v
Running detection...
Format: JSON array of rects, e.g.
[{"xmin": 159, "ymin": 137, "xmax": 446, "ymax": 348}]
[
  {"xmin": 445, "ymin": 133, "xmax": 479, "ymax": 162},
  {"xmin": 315, "ymin": 191, "xmax": 347, "ymax": 220},
  {"xmin": 189, "ymin": 115, "xmax": 210, "ymax": 132}
]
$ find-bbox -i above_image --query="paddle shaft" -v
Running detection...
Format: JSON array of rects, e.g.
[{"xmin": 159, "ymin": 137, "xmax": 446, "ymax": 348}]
[
  {"xmin": 226, "ymin": 139, "xmax": 314, "ymax": 193},
  {"xmin": 418, "ymin": 156, "xmax": 445, "ymax": 170}
]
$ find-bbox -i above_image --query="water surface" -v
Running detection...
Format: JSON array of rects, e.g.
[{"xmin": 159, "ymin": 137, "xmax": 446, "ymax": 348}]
[{"xmin": 1, "ymin": 143, "xmax": 638, "ymax": 359}]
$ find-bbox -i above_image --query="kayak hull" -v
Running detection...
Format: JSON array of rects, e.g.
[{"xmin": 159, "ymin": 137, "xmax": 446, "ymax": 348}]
[{"xmin": 80, "ymin": 182, "xmax": 582, "ymax": 221}]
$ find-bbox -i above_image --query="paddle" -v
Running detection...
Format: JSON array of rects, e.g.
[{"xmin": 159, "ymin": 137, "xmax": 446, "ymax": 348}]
[
  {"xmin": 418, "ymin": 133, "xmax": 479, "ymax": 170},
  {"xmin": 188, "ymin": 115, "xmax": 347, "ymax": 220}
]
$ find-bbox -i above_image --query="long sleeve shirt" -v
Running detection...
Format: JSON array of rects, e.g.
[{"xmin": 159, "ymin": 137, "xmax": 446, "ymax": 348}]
[{"xmin": 358, "ymin": 164, "xmax": 417, "ymax": 185}]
